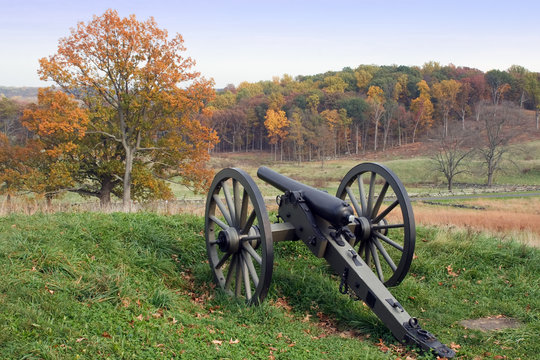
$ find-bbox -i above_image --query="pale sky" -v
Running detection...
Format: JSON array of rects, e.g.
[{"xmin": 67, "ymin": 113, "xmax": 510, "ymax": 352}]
[{"xmin": 1, "ymin": 0, "xmax": 539, "ymax": 88}]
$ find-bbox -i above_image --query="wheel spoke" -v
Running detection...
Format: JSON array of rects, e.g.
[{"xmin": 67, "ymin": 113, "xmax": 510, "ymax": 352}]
[
  {"xmin": 241, "ymin": 210, "xmax": 256, "ymax": 235},
  {"xmin": 367, "ymin": 172, "xmax": 376, "ymax": 216},
  {"xmin": 222, "ymin": 181, "xmax": 236, "ymax": 226},
  {"xmin": 374, "ymin": 232, "xmax": 404, "ymax": 252},
  {"xmin": 346, "ymin": 186, "xmax": 362, "ymax": 216},
  {"xmin": 373, "ymin": 237, "xmax": 397, "ymax": 271},
  {"xmin": 370, "ymin": 242, "xmax": 384, "ymax": 282},
  {"xmin": 224, "ymin": 254, "xmax": 237, "ymax": 291},
  {"xmin": 358, "ymin": 240, "xmax": 367, "ymax": 259},
  {"xmin": 373, "ymin": 199, "xmax": 399, "ymax": 223},
  {"xmin": 241, "ymin": 253, "xmax": 252, "ymax": 299},
  {"xmin": 243, "ymin": 249, "xmax": 259, "ymax": 288},
  {"xmin": 215, "ymin": 252, "xmax": 231, "ymax": 270},
  {"xmin": 357, "ymin": 174, "xmax": 368, "ymax": 216},
  {"xmin": 365, "ymin": 242, "xmax": 371, "ymax": 266},
  {"xmin": 371, "ymin": 181, "xmax": 389, "ymax": 219},
  {"xmin": 213, "ymin": 194, "xmax": 233, "ymax": 226},
  {"xmin": 239, "ymin": 189, "xmax": 249, "ymax": 228},
  {"xmin": 233, "ymin": 179, "xmax": 242, "ymax": 226},
  {"xmin": 235, "ymin": 255, "xmax": 242, "ymax": 297},
  {"xmin": 243, "ymin": 242, "xmax": 262, "ymax": 265},
  {"xmin": 209, "ymin": 215, "xmax": 228, "ymax": 230}
]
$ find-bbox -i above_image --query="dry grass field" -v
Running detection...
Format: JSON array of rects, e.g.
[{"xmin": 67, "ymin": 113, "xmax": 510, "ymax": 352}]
[{"xmin": 413, "ymin": 197, "xmax": 540, "ymax": 247}]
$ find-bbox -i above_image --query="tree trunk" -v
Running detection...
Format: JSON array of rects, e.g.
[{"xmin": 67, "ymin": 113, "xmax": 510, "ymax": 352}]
[
  {"xmin": 5, "ymin": 193, "xmax": 12, "ymax": 213},
  {"xmin": 486, "ymin": 160, "xmax": 494, "ymax": 187},
  {"xmin": 123, "ymin": 147, "xmax": 134, "ymax": 212},
  {"xmin": 362, "ymin": 121, "xmax": 368, "ymax": 153},
  {"xmin": 382, "ymin": 124, "xmax": 390, "ymax": 152},
  {"xmin": 537, "ymin": 108, "xmax": 539, "ymax": 130},
  {"xmin": 487, "ymin": 171, "xmax": 494, "ymax": 187},
  {"xmin": 344, "ymin": 128, "xmax": 351, "ymax": 154},
  {"xmin": 46, "ymin": 194, "xmax": 53, "ymax": 212},
  {"xmin": 373, "ymin": 119, "xmax": 379, "ymax": 151},
  {"xmin": 99, "ymin": 178, "xmax": 114, "ymax": 209},
  {"xmin": 355, "ymin": 125, "xmax": 359, "ymax": 154}
]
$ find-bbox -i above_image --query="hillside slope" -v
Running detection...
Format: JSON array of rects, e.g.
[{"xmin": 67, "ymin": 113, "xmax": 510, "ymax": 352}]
[{"xmin": 0, "ymin": 213, "xmax": 538, "ymax": 359}]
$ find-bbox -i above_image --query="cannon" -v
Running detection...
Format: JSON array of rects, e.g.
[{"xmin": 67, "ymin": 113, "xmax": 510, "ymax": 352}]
[{"xmin": 204, "ymin": 163, "xmax": 455, "ymax": 358}]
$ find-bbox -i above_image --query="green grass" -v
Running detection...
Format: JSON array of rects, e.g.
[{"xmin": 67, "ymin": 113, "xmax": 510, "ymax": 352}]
[{"xmin": 0, "ymin": 213, "xmax": 539, "ymax": 359}]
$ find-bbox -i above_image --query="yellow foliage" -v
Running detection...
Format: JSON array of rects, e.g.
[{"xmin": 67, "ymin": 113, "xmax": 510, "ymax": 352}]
[
  {"xmin": 323, "ymin": 75, "xmax": 347, "ymax": 93},
  {"xmin": 264, "ymin": 109, "xmax": 289, "ymax": 144},
  {"xmin": 355, "ymin": 70, "xmax": 373, "ymax": 91},
  {"xmin": 367, "ymin": 86, "xmax": 385, "ymax": 105}
]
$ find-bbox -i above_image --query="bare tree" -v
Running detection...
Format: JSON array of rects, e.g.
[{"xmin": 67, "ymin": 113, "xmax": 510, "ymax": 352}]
[
  {"xmin": 476, "ymin": 101, "xmax": 520, "ymax": 187},
  {"xmin": 431, "ymin": 129, "xmax": 474, "ymax": 191}
]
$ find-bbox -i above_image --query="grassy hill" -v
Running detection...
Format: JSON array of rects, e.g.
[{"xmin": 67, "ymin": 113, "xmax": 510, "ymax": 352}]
[{"xmin": 0, "ymin": 212, "xmax": 539, "ymax": 359}]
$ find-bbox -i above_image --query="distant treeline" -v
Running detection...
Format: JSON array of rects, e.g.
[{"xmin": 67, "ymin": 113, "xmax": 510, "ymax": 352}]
[
  {"xmin": 0, "ymin": 86, "xmax": 39, "ymax": 100},
  {"xmin": 199, "ymin": 62, "xmax": 540, "ymax": 160}
]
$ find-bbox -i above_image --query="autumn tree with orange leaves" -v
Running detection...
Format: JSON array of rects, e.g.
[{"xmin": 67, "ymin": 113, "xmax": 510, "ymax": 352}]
[
  {"xmin": 410, "ymin": 80, "xmax": 434, "ymax": 143},
  {"xmin": 38, "ymin": 9, "xmax": 217, "ymax": 210},
  {"xmin": 264, "ymin": 109, "xmax": 289, "ymax": 161},
  {"xmin": 20, "ymin": 88, "xmax": 89, "ymax": 205}
]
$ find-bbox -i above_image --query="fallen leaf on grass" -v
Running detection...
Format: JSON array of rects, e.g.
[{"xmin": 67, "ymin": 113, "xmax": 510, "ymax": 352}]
[
  {"xmin": 76, "ymin": 337, "xmax": 87, "ymax": 343},
  {"xmin": 152, "ymin": 309, "xmax": 163, "ymax": 318},
  {"xmin": 449, "ymin": 342, "xmax": 461, "ymax": 350},
  {"xmin": 446, "ymin": 265, "xmax": 459, "ymax": 277},
  {"xmin": 229, "ymin": 338, "xmax": 240, "ymax": 344},
  {"xmin": 375, "ymin": 338, "xmax": 390, "ymax": 353},
  {"xmin": 211, "ymin": 339, "xmax": 223, "ymax": 345},
  {"xmin": 102, "ymin": 332, "xmax": 112, "ymax": 339}
]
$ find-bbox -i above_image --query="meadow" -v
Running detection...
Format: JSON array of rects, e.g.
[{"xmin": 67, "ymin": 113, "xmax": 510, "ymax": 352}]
[
  {"xmin": 0, "ymin": 212, "xmax": 539, "ymax": 359},
  {"xmin": 1, "ymin": 138, "xmax": 539, "ymax": 359}
]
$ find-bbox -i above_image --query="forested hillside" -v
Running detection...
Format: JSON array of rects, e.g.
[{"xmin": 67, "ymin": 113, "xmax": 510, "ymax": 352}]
[{"xmin": 200, "ymin": 63, "xmax": 540, "ymax": 161}]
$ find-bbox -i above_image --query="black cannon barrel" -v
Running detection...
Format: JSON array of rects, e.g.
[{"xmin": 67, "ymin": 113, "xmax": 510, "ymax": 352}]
[{"xmin": 257, "ymin": 166, "xmax": 353, "ymax": 227}]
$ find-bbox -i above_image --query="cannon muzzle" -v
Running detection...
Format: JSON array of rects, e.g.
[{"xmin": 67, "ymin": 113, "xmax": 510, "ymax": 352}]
[{"xmin": 257, "ymin": 166, "xmax": 353, "ymax": 227}]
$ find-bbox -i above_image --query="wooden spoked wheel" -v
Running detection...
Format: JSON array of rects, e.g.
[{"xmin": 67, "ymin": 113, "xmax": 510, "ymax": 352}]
[
  {"xmin": 205, "ymin": 168, "xmax": 273, "ymax": 304},
  {"xmin": 336, "ymin": 163, "xmax": 415, "ymax": 287}
]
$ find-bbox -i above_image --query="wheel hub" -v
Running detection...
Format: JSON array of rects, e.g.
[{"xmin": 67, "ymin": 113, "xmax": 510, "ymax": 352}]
[
  {"xmin": 217, "ymin": 227, "xmax": 240, "ymax": 253},
  {"xmin": 354, "ymin": 216, "xmax": 372, "ymax": 242}
]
